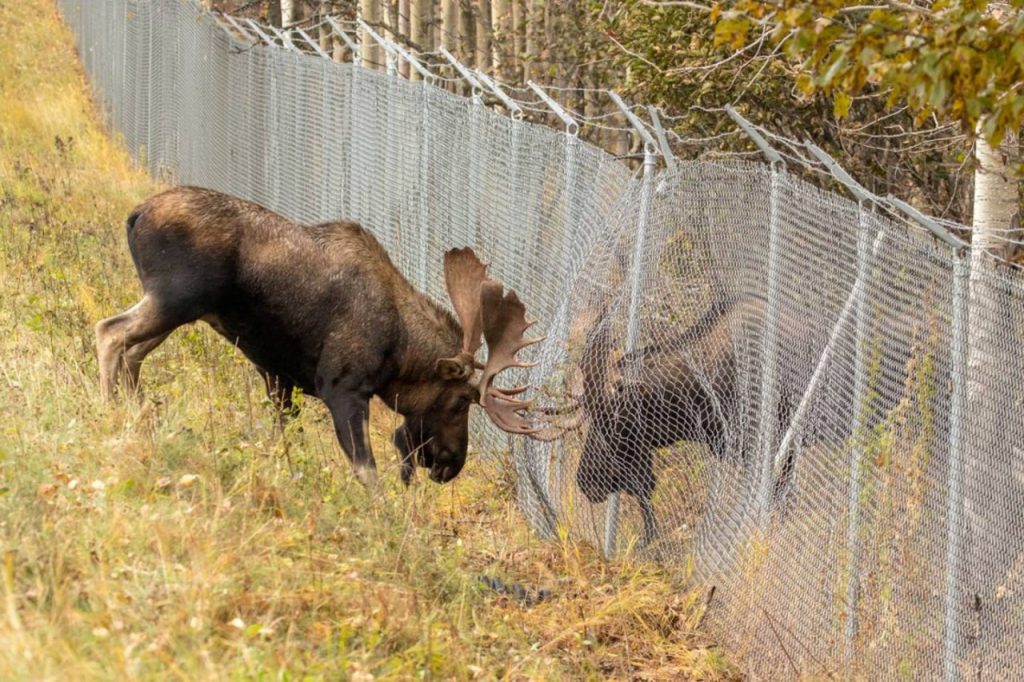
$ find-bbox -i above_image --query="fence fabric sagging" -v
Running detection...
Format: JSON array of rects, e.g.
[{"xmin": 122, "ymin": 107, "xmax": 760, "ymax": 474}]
[{"xmin": 57, "ymin": 0, "xmax": 1024, "ymax": 677}]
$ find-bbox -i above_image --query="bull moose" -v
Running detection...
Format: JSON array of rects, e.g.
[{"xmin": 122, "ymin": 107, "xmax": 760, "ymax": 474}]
[
  {"xmin": 540, "ymin": 294, "xmax": 920, "ymax": 546},
  {"xmin": 538, "ymin": 299, "xmax": 758, "ymax": 544},
  {"xmin": 95, "ymin": 186, "xmax": 541, "ymax": 486}
]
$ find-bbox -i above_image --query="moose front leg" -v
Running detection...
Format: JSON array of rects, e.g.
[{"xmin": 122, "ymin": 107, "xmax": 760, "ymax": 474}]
[
  {"xmin": 393, "ymin": 422, "xmax": 426, "ymax": 486},
  {"xmin": 324, "ymin": 391, "xmax": 379, "ymax": 487}
]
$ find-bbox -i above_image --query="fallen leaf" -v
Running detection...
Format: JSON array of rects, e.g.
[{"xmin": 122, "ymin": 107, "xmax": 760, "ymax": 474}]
[
  {"xmin": 37, "ymin": 483, "xmax": 59, "ymax": 500},
  {"xmin": 177, "ymin": 474, "xmax": 199, "ymax": 489}
]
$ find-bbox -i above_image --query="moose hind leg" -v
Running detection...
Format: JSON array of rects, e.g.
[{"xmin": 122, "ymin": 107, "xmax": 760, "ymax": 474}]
[
  {"xmin": 95, "ymin": 295, "xmax": 188, "ymax": 401},
  {"xmin": 123, "ymin": 331, "xmax": 172, "ymax": 394},
  {"xmin": 96, "ymin": 300, "xmax": 144, "ymax": 400}
]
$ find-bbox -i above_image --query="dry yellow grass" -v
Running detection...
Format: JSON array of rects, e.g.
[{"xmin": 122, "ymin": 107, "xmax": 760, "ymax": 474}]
[{"xmin": 0, "ymin": 2, "xmax": 737, "ymax": 679}]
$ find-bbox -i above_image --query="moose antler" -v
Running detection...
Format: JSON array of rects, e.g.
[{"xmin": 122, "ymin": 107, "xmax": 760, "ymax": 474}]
[
  {"xmin": 478, "ymin": 280, "xmax": 545, "ymax": 434},
  {"xmin": 442, "ymin": 248, "xmax": 489, "ymax": 378},
  {"xmin": 442, "ymin": 248, "xmax": 545, "ymax": 435},
  {"xmin": 529, "ymin": 370, "xmax": 586, "ymax": 441}
]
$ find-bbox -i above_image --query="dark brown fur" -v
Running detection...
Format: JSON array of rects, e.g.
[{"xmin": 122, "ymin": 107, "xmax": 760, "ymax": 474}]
[
  {"xmin": 97, "ymin": 186, "xmax": 480, "ymax": 486},
  {"xmin": 575, "ymin": 300, "xmax": 751, "ymax": 544},
  {"xmin": 575, "ymin": 295, "xmax": 927, "ymax": 545}
]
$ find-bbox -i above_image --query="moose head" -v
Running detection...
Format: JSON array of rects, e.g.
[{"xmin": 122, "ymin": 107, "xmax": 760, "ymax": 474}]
[{"xmin": 393, "ymin": 247, "xmax": 544, "ymax": 484}]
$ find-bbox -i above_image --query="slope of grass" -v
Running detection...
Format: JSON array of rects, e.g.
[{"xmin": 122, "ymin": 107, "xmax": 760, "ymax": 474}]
[{"xmin": 0, "ymin": 2, "xmax": 735, "ymax": 679}]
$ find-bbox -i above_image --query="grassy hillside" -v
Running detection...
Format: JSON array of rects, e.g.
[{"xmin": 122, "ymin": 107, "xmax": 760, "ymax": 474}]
[{"xmin": 0, "ymin": 2, "xmax": 734, "ymax": 679}]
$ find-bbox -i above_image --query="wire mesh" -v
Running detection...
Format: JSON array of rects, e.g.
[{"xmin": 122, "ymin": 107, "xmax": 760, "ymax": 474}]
[{"xmin": 56, "ymin": 0, "xmax": 1024, "ymax": 677}]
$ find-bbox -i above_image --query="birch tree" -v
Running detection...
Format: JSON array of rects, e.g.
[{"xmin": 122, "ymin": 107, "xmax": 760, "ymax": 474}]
[
  {"xmin": 475, "ymin": 0, "xmax": 493, "ymax": 72},
  {"xmin": 441, "ymin": 0, "xmax": 458, "ymax": 54},
  {"xmin": 410, "ymin": 0, "xmax": 432, "ymax": 80},
  {"xmin": 492, "ymin": 0, "xmax": 513, "ymax": 79},
  {"xmin": 459, "ymin": 1, "xmax": 477, "ymax": 67},
  {"xmin": 524, "ymin": 0, "xmax": 543, "ymax": 81},
  {"xmin": 281, "ymin": 0, "xmax": 296, "ymax": 26},
  {"xmin": 511, "ymin": 0, "xmax": 525, "ymax": 81},
  {"xmin": 359, "ymin": 0, "xmax": 381, "ymax": 68}
]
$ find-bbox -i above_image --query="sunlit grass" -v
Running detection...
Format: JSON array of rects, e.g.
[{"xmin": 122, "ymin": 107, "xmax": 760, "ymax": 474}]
[{"xmin": 0, "ymin": 2, "xmax": 736, "ymax": 679}]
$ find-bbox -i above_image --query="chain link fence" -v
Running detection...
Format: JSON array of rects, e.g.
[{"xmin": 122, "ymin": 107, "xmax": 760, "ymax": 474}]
[{"xmin": 57, "ymin": 0, "xmax": 1024, "ymax": 677}]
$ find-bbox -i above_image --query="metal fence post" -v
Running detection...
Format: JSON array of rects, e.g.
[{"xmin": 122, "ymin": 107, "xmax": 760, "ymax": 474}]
[
  {"xmin": 870, "ymin": 195, "xmax": 972, "ymax": 682},
  {"xmin": 603, "ymin": 93, "xmax": 661, "ymax": 557},
  {"xmin": 416, "ymin": 82, "xmax": 432, "ymax": 290},
  {"xmin": 845, "ymin": 200, "xmax": 874, "ymax": 664},
  {"xmin": 721, "ymin": 108, "xmax": 788, "ymax": 522},
  {"xmin": 476, "ymin": 70, "xmax": 526, "ymax": 286},
  {"xmin": 943, "ymin": 247, "xmax": 971, "ymax": 681},
  {"xmin": 521, "ymin": 81, "xmax": 581, "ymax": 537},
  {"xmin": 475, "ymin": 85, "xmax": 548, "ymax": 536},
  {"xmin": 753, "ymin": 162, "xmax": 786, "ymax": 520},
  {"xmin": 603, "ymin": 144, "xmax": 658, "ymax": 557}
]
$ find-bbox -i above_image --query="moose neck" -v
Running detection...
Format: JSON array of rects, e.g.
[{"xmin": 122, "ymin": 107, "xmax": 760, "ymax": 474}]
[{"xmin": 378, "ymin": 286, "xmax": 464, "ymax": 414}]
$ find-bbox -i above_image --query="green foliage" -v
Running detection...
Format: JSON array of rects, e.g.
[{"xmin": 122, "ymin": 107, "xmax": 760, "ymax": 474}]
[
  {"xmin": 597, "ymin": 0, "xmax": 982, "ymax": 222},
  {"xmin": 716, "ymin": 0, "xmax": 1024, "ymax": 146}
]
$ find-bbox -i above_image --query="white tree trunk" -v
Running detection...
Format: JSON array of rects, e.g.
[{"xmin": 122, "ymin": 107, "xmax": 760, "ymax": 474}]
[
  {"xmin": 441, "ymin": 0, "xmax": 457, "ymax": 51},
  {"xmin": 359, "ymin": 0, "xmax": 382, "ymax": 69},
  {"xmin": 966, "ymin": 128, "xmax": 1020, "ymax": 648},
  {"xmin": 475, "ymin": 0, "xmax": 492, "ymax": 73},
  {"xmin": 458, "ymin": 1, "xmax": 476, "ymax": 67},
  {"xmin": 318, "ymin": 2, "xmax": 331, "ymax": 54},
  {"xmin": 281, "ymin": 0, "xmax": 296, "ymax": 27},
  {"xmin": 492, "ymin": 0, "xmax": 512, "ymax": 79},
  {"xmin": 438, "ymin": 0, "xmax": 458, "ymax": 91},
  {"xmin": 410, "ymin": 0, "xmax": 430, "ymax": 81},
  {"xmin": 398, "ymin": 0, "xmax": 410, "ymax": 78},
  {"xmin": 972, "ymin": 132, "xmax": 1020, "ymax": 259},
  {"xmin": 524, "ymin": 0, "xmax": 543, "ymax": 83},
  {"xmin": 511, "ymin": 0, "xmax": 524, "ymax": 81}
]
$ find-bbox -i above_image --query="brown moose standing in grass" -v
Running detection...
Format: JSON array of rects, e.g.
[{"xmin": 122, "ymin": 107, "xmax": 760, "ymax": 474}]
[{"xmin": 95, "ymin": 186, "xmax": 542, "ymax": 487}]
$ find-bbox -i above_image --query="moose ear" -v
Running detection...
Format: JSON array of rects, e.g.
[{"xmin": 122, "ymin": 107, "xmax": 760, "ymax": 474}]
[{"xmin": 435, "ymin": 356, "xmax": 474, "ymax": 381}]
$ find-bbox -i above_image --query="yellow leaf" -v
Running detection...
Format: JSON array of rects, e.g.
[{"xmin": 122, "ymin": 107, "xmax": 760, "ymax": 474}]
[{"xmin": 833, "ymin": 91, "xmax": 852, "ymax": 118}]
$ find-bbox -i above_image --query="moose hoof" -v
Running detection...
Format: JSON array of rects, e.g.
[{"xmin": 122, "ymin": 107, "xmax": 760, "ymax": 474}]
[{"xmin": 355, "ymin": 465, "xmax": 380, "ymax": 489}]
